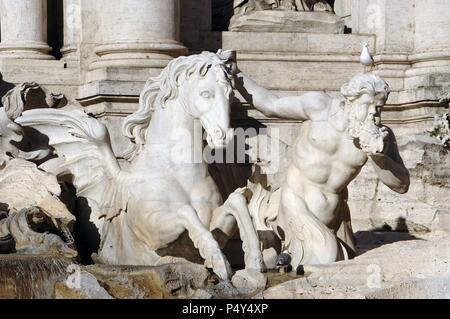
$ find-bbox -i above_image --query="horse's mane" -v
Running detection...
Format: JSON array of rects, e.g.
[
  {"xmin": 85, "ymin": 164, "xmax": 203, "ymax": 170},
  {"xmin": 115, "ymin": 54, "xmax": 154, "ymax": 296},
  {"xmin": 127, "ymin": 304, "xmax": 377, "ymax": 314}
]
[{"xmin": 121, "ymin": 51, "xmax": 233, "ymax": 161}]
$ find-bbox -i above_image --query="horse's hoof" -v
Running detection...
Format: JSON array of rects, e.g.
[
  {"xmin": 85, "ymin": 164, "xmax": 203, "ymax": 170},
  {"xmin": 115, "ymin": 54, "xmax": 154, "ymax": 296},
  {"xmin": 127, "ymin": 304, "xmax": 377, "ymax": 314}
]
[
  {"xmin": 206, "ymin": 253, "xmax": 232, "ymax": 281},
  {"xmin": 276, "ymin": 251, "xmax": 292, "ymax": 266},
  {"xmin": 277, "ymin": 264, "xmax": 293, "ymax": 274},
  {"xmin": 296, "ymin": 264, "xmax": 305, "ymax": 276}
]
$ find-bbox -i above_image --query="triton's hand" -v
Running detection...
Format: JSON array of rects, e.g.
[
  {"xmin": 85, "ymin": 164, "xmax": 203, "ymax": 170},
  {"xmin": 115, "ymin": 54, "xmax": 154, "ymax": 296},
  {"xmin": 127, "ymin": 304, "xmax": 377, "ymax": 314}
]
[
  {"xmin": 217, "ymin": 49, "xmax": 240, "ymax": 75},
  {"xmin": 359, "ymin": 126, "xmax": 389, "ymax": 155}
]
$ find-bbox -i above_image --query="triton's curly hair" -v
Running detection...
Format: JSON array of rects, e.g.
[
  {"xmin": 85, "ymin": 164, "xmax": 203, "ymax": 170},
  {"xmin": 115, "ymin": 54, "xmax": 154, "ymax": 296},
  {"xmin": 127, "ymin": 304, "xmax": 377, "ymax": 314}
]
[{"xmin": 340, "ymin": 73, "xmax": 391, "ymax": 102}]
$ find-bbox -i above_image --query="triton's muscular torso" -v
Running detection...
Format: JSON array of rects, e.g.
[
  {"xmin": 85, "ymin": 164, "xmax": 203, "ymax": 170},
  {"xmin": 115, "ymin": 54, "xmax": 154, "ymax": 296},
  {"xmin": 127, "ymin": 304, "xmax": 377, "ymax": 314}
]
[{"xmin": 284, "ymin": 103, "xmax": 368, "ymax": 227}]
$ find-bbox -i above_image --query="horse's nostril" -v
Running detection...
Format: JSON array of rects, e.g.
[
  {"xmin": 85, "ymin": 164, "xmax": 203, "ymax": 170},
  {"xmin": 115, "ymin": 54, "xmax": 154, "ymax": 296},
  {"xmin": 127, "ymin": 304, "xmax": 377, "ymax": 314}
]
[{"xmin": 214, "ymin": 128, "xmax": 224, "ymax": 139}]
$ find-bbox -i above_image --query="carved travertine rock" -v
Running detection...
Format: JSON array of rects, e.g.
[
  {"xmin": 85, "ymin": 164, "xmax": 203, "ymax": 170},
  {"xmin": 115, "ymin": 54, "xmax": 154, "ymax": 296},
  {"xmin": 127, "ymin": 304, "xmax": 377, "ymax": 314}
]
[
  {"xmin": 0, "ymin": 159, "xmax": 76, "ymax": 257},
  {"xmin": 85, "ymin": 262, "xmax": 210, "ymax": 299},
  {"xmin": 54, "ymin": 271, "xmax": 113, "ymax": 299},
  {"xmin": 0, "ymin": 207, "xmax": 77, "ymax": 257},
  {"xmin": 260, "ymin": 234, "xmax": 450, "ymax": 299}
]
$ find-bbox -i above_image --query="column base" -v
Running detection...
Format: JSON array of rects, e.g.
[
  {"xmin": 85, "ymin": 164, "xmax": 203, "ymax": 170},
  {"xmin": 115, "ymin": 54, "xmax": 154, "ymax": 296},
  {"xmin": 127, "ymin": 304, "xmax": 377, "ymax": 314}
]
[
  {"xmin": 61, "ymin": 45, "xmax": 79, "ymax": 62},
  {"xmin": 89, "ymin": 41, "xmax": 188, "ymax": 70},
  {"xmin": 0, "ymin": 43, "xmax": 54, "ymax": 60}
]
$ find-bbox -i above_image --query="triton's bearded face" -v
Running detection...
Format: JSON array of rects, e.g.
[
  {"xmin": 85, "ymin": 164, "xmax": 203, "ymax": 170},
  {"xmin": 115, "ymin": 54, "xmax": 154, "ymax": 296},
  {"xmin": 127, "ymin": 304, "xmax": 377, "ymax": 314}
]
[{"xmin": 346, "ymin": 92, "xmax": 389, "ymax": 155}]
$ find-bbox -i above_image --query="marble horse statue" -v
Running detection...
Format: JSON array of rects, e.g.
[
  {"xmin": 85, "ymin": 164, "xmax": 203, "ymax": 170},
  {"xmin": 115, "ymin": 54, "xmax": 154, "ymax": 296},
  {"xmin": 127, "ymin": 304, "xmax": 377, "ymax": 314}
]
[{"xmin": 16, "ymin": 51, "xmax": 264, "ymax": 280}]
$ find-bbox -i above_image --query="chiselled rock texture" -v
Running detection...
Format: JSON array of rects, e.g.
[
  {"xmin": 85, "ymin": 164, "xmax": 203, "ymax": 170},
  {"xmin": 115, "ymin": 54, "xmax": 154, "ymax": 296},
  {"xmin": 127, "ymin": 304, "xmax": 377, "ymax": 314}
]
[
  {"xmin": 0, "ymin": 159, "xmax": 77, "ymax": 257},
  {"xmin": 260, "ymin": 233, "xmax": 450, "ymax": 299},
  {"xmin": 54, "ymin": 271, "xmax": 113, "ymax": 299},
  {"xmin": 0, "ymin": 256, "xmax": 74, "ymax": 299},
  {"xmin": 0, "ymin": 159, "xmax": 66, "ymax": 213},
  {"xmin": 85, "ymin": 263, "xmax": 211, "ymax": 299},
  {"xmin": 349, "ymin": 136, "xmax": 450, "ymax": 233}
]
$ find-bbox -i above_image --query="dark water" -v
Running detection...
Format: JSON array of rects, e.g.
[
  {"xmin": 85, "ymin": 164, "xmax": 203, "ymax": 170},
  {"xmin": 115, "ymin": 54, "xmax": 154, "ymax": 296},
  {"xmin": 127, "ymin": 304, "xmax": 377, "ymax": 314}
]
[{"xmin": 0, "ymin": 255, "xmax": 73, "ymax": 299}]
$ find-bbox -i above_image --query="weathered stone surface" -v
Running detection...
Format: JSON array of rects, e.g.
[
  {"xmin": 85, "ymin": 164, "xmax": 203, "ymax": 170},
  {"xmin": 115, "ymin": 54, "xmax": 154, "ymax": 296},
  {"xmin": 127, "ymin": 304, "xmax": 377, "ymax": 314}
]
[
  {"xmin": 0, "ymin": 159, "xmax": 72, "ymax": 220},
  {"xmin": 349, "ymin": 135, "xmax": 450, "ymax": 233},
  {"xmin": 54, "ymin": 271, "xmax": 113, "ymax": 299},
  {"xmin": 0, "ymin": 255, "xmax": 73, "ymax": 299},
  {"xmin": 232, "ymin": 269, "xmax": 268, "ymax": 295},
  {"xmin": 85, "ymin": 262, "xmax": 210, "ymax": 299},
  {"xmin": 259, "ymin": 233, "xmax": 450, "ymax": 299},
  {"xmin": 0, "ymin": 159, "xmax": 77, "ymax": 257},
  {"xmin": 0, "ymin": 0, "xmax": 53, "ymax": 60}
]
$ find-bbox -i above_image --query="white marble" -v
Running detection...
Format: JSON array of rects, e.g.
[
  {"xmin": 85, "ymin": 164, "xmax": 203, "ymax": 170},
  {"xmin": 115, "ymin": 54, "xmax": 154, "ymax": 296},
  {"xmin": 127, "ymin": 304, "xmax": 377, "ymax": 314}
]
[
  {"xmin": 230, "ymin": 55, "xmax": 410, "ymax": 267},
  {"xmin": 16, "ymin": 51, "xmax": 265, "ymax": 281}
]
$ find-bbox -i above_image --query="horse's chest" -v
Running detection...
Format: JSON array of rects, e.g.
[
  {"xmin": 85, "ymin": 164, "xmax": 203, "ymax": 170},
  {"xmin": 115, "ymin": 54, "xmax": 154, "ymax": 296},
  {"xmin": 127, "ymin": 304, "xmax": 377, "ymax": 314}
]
[
  {"xmin": 168, "ymin": 165, "xmax": 219, "ymax": 204},
  {"xmin": 189, "ymin": 176, "xmax": 222, "ymax": 206}
]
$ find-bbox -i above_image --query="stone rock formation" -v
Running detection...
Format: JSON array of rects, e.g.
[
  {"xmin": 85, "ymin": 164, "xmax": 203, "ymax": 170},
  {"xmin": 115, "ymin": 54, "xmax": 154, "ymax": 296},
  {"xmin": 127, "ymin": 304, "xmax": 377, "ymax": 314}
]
[
  {"xmin": 259, "ymin": 233, "xmax": 450, "ymax": 299},
  {"xmin": 0, "ymin": 159, "xmax": 77, "ymax": 258}
]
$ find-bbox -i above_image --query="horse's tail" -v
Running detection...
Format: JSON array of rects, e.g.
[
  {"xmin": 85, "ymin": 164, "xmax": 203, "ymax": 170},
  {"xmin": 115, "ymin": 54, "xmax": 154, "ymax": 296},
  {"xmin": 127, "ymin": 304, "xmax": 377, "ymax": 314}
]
[{"xmin": 244, "ymin": 181, "xmax": 281, "ymax": 232}]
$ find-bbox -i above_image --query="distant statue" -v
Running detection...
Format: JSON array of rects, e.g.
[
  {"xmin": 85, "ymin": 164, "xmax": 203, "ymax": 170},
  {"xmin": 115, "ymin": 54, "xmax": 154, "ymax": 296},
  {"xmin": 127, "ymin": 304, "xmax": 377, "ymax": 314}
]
[
  {"xmin": 221, "ymin": 51, "xmax": 410, "ymax": 270},
  {"xmin": 230, "ymin": 0, "xmax": 341, "ymax": 33},
  {"xmin": 233, "ymin": 0, "xmax": 333, "ymax": 15}
]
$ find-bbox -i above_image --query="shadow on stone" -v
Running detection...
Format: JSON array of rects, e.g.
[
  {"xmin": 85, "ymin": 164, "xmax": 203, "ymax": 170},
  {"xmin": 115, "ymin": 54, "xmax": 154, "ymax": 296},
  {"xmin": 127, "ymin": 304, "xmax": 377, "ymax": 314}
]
[
  {"xmin": 355, "ymin": 217, "xmax": 421, "ymax": 255},
  {"xmin": 0, "ymin": 74, "xmax": 15, "ymax": 101}
]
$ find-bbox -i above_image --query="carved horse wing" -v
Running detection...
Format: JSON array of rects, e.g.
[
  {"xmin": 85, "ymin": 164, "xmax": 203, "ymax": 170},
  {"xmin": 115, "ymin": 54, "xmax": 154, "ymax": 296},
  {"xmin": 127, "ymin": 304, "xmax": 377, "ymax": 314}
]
[{"xmin": 16, "ymin": 109, "xmax": 124, "ymax": 224}]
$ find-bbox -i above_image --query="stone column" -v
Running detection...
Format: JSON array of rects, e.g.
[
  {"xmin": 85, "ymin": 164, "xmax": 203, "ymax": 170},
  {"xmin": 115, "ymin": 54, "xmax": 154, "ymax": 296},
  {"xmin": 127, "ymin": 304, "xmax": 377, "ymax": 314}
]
[
  {"xmin": 0, "ymin": 0, "xmax": 53, "ymax": 59},
  {"xmin": 61, "ymin": 0, "xmax": 82, "ymax": 62},
  {"xmin": 91, "ymin": 0, "xmax": 187, "ymax": 69},
  {"xmin": 406, "ymin": 0, "xmax": 450, "ymax": 100},
  {"xmin": 413, "ymin": 0, "xmax": 450, "ymax": 61},
  {"xmin": 353, "ymin": 1, "xmax": 414, "ymax": 92}
]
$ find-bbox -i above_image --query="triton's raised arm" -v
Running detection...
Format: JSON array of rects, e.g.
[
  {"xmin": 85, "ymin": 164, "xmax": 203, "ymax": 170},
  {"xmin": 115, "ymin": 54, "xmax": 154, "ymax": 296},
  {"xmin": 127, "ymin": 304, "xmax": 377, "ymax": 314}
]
[
  {"xmin": 369, "ymin": 127, "xmax": 410, "ymax": 194},
  {"xmin": 221, "ymin": 50, "xmax": 330, "ymax": 121},
  {"xmin": 234, "ymin": 72, "xmax": 330, "ymax": 121}
]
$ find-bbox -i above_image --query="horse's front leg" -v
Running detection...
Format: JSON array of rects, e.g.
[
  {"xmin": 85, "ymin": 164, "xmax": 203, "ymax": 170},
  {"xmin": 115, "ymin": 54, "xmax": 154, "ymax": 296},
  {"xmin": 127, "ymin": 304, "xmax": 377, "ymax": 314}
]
[
  {"xmin": 210, "ymin": 189, "xmax": 265, "ymax": 272},
  {"xmin": 177, "ymin": 205, "xmax": 232, "ymax": 280}
]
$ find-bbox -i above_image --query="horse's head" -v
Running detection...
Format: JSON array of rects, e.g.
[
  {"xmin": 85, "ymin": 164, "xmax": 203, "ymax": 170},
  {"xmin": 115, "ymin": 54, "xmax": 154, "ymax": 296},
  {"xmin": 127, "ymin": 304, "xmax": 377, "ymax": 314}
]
[
  {"xmin": 122, "ymin": 51, "xmax": 235, "ymax": 156},
  {"xmin": 179, "ymin": 52, "xmax": 235, "ymax": 149}
]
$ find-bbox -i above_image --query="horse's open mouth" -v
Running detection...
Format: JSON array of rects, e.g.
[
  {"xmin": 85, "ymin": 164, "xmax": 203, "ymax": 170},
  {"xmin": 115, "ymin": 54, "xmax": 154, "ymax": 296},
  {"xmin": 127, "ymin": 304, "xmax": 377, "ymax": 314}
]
[
  {"xmin": 206, "ymin": 134, "xmax": 227, "ymax": 149},
  {"xmin": 206, "ymin": 128, "xmax": 233, "ymax": 149}
]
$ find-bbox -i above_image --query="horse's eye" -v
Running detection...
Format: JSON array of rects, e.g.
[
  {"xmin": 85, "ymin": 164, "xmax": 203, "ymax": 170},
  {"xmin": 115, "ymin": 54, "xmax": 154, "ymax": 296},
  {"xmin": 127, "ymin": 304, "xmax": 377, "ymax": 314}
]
[{"xmin": 201, "ymin": 91, "xmax": 212, "ymax": 99}]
